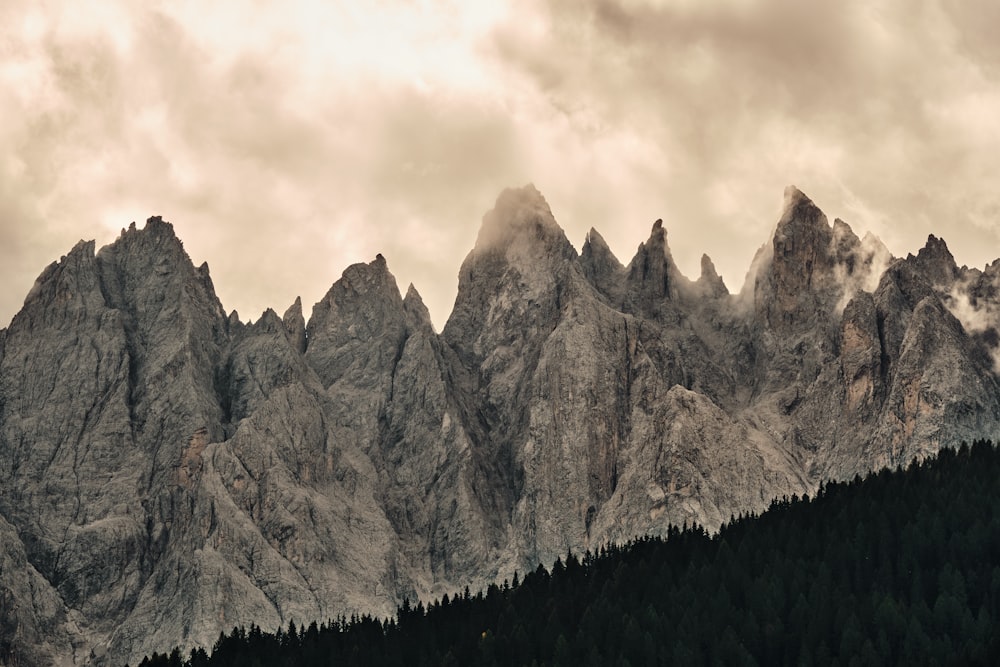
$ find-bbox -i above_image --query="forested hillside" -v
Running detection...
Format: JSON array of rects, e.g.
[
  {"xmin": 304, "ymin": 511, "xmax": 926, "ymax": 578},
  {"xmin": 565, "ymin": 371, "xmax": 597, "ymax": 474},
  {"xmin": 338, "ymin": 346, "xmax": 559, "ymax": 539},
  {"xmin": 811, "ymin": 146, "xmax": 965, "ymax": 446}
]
[{"xmin": 134, "ymin": 440, "xmax": 1000, "ymax": 666}]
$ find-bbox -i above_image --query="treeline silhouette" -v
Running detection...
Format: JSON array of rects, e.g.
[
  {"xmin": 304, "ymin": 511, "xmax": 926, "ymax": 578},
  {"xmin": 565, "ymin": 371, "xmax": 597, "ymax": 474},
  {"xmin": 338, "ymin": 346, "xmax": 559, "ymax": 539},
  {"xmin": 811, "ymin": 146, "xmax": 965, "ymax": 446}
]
[{"xmin": 137, "ymin": 440, "xmax": 1000, "ymax": 666}]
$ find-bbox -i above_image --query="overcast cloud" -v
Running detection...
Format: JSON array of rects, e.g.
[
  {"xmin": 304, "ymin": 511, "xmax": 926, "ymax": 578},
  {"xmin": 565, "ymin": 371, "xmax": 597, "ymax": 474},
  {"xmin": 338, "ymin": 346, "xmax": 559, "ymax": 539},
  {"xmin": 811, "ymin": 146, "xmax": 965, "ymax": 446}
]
[{"xmin": 3, "ymin": 0, "xmax": 1000, "ymax": 329}]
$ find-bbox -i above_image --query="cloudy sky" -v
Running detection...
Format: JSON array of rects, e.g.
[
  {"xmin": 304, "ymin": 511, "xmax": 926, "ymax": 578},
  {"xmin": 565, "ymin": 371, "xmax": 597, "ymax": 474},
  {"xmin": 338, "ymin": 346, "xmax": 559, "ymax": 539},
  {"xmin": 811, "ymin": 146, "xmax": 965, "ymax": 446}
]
[{"xmin": 3, "ymin": 0, "xmax": 1000, "ymax": 329}]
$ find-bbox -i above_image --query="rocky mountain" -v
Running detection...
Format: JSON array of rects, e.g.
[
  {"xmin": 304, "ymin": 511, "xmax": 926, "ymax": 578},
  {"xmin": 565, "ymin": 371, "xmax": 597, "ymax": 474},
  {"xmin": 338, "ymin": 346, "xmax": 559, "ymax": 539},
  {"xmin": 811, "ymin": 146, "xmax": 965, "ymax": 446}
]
[{"xmin": 2, "ymin": 186, "xmax": 999, "ymax": 665}]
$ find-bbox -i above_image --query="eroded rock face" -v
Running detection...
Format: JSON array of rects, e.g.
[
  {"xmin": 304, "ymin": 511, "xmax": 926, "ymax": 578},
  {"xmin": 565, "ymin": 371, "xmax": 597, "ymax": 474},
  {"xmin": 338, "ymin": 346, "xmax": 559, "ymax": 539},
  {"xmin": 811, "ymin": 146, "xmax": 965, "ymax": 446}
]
[{"xmin": 3, "ymin": 189, "xmax": 1000, "ymax": 666}]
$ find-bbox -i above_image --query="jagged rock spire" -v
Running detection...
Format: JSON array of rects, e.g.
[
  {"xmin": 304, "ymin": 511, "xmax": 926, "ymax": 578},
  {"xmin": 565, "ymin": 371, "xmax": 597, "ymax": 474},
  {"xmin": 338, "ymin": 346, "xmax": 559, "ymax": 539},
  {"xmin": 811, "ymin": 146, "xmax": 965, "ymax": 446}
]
[
  {"xmin": 580, "ymin": 227, "xmax": 625, "ymax": 304},
  {"xmin": 624, "ymin": 219, "xmax": 684, "ymax": 316},
  {"xmin": 910, "ymin": 234, "xmax": 958, "ymax": 286},
  {"xmin": 305, "ymin": 254, "xmax": 407, "ymax": 389},
  {"xmin": 283, "ymin": 296, "xmax": 307, "ymax": 354},
  {"xmin": 402, "ymin": 283, "xmax": 433, "ymax": 332},
  {"xmin": 697, "ymin": 254, "xmax": 728, "ymax": 297}
]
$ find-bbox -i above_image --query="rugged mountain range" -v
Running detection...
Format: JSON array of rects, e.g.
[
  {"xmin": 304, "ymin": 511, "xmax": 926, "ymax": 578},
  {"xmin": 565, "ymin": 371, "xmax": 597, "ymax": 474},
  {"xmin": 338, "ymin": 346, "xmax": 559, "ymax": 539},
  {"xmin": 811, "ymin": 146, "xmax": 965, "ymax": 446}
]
[{"xmin": 2, "ymin": 185, "xmax": 999, "ymax": 665}]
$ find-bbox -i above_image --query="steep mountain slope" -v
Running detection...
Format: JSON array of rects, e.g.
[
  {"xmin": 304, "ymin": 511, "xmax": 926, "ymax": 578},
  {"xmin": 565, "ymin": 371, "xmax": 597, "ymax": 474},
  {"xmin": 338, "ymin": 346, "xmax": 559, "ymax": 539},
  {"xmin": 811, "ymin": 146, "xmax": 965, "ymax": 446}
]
[
  {"xmin": 140, "ymin": 440, "xmax": 1000, "ymax": 667},
  {"xmin": 1, "ymin": 187, "xmax": 999, "ymax": 665}
]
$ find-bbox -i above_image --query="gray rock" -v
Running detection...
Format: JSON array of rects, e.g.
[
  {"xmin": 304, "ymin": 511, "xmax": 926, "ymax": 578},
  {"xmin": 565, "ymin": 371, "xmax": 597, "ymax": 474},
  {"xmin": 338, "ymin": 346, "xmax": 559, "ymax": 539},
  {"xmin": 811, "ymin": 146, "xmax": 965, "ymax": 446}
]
[
  {"xmin": 579, "ymin": 228, "xmax": 625, "ymax": 306},
  {"xmin": 3, "ymin": 189, "xmax": 1000, "ymax": 666}
]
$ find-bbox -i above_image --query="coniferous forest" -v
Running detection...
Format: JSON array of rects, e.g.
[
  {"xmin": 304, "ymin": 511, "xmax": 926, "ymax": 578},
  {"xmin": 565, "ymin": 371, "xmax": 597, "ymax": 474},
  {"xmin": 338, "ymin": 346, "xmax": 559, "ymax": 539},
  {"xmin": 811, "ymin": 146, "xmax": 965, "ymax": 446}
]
[{"xmin": 137, "ymin": 440, "xmax": 1000, "ymax": 666}]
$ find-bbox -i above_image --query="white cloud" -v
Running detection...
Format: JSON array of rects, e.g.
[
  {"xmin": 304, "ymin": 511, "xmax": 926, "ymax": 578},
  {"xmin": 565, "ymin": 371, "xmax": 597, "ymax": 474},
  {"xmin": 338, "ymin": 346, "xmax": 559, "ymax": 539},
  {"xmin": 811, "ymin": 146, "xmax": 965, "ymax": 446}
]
[{"xmin": 3, "ymin": 0, "xmax": 1000, "ymax": 330}]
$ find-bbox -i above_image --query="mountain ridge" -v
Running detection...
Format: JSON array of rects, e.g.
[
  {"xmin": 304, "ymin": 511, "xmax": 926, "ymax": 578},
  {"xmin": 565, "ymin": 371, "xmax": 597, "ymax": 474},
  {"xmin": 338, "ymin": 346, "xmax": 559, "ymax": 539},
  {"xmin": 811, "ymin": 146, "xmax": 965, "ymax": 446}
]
[{"xmin": 2, "ymin": 186, "xmax": 999, "ymax": 665}]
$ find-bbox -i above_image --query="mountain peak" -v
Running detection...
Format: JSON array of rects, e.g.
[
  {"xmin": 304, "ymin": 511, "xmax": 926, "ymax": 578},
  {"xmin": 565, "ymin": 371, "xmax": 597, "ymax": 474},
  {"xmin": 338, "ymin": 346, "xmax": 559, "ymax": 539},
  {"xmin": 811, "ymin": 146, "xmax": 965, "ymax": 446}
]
[
  {"xmin": 771, "ymin": 186, "xmax": 831, "ymax": 250},
  {"xmin": 338, "ymin": 254, "xmax": 394, "ymax": 289},
  {"xmin": 909, "ymin": 234, "xmax": 958, "ymax": 286},
  {"xmin": 103, "ymin": 215, "xmax": 191, "ymax": 276},
  {"xmin": 581, "ymin": 227, "xmax": 625, "ymax": 303},
  {"xmin": 783, "ymin": 184, "xmax": 807, "ymax": 199},
  {"xmin": 697, "ymin": 254, "xmax": 729, "ymax": 296},
  {"xmin": 644, "ymin": 219, "xmax": 669, "ymax": 249},
  {"xmin": 282, "ymin": 296, "xmax": 307, "ymax": 353},
  {"xmin": 68, "ymin": 239, "xmax": 97, "ymax": 259},
  {"xmin": 919, "ymin": 234, "xmax": 952, "ymax": 260},
  {"xmin": 309, "ymin": 255, "xmax": 402, "ymax": 329},
  {"xmin": 145, "ymin": 214, "xmax": 172, "ymax": 232},
  {"xmin": 624, "ymin": 219, "xmax": 682, "ymax": 312},
  {"xmin": 472, "ymin": 184, "xmax": 569, "ymax": 255},
  {"xmin": 15, "ymin": 239, "xmax": 99, "ymax": 325},
  {"xmin": 118, "ymin": 216, "xmax": 180, "ymax": 242},
  {"xmin": 305, "ymin": 255, "xmax": 406, "ymax": 388},
  {"xmin": 582, "ymin": 228, "xmax": 621, "ymax": 268},
  {"xmin": 756, "ymin": 186, "xmax": 839, "ymax": 326},
  {"xmin": 402, "ymin": 283, "xmax": 433, "ymax": 331},
  {"xmin": 700, "ymin": 253, "xmax": 717, "ymax": 277},
  {"xmin": 584, "ymin": 227, "xmax": 610, "ymax": 252},
  {"xmin": 777, "ymin": 185, "xmax": 825, "ymax": 231},
  {"xmin": 403, "ymin": 282, "xmax": 424, "ymax": 305}
]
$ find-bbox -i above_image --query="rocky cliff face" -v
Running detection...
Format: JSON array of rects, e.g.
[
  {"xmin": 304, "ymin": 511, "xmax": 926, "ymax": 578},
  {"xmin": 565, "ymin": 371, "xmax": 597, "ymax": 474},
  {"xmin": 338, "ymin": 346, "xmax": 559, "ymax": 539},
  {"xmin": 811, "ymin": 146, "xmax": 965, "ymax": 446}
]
[{"xmin": 2, "ymin": 188, "xmax": 999, "ymax": 665}]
